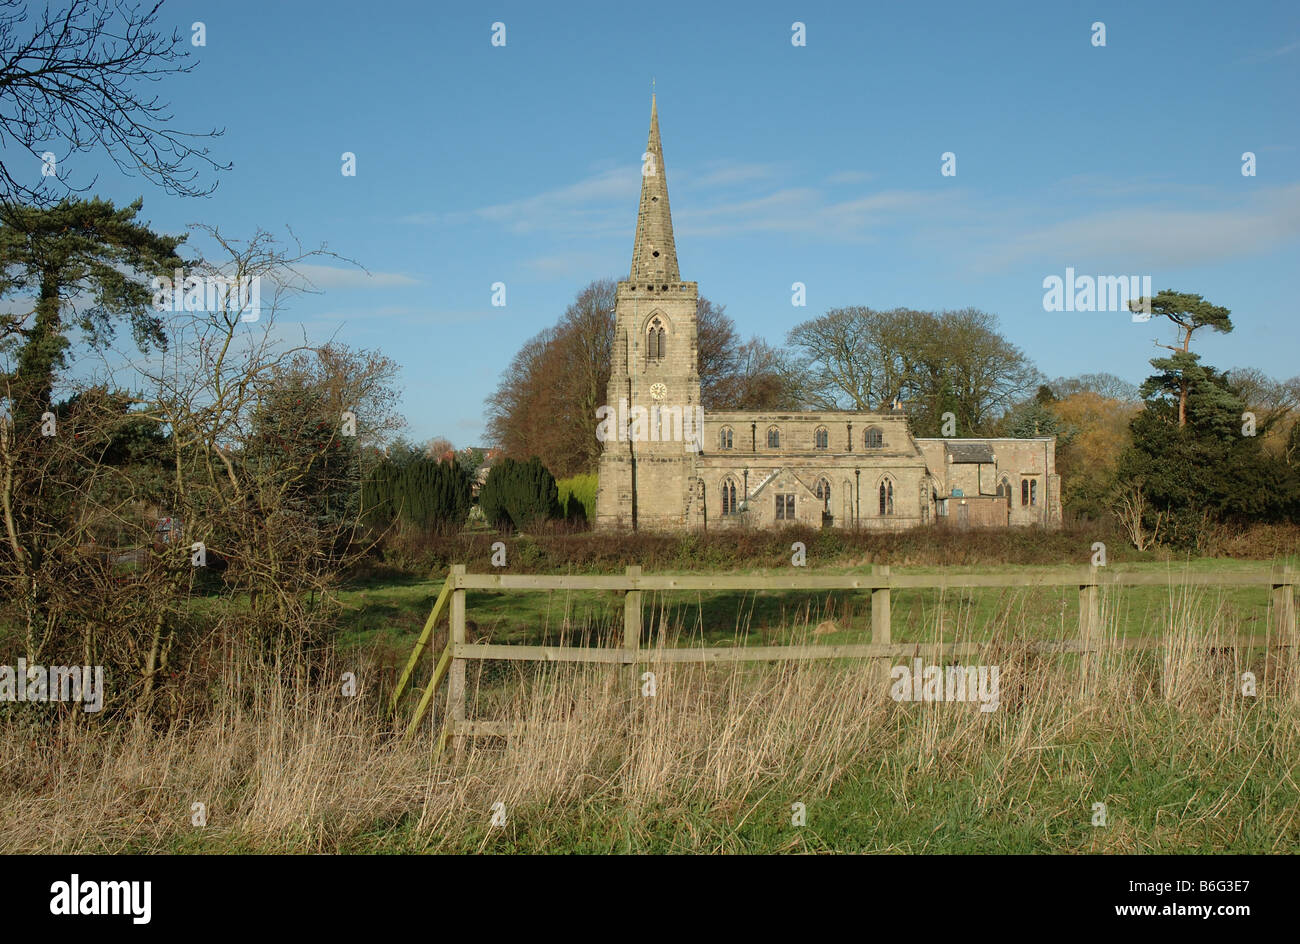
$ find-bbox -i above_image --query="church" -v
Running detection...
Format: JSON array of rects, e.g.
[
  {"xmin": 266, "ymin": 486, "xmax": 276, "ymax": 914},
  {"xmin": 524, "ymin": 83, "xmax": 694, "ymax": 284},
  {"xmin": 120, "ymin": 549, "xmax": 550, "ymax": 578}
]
[{"xmin": 594, "ymin": 97, "xmax": 1061, "ymax": 532}]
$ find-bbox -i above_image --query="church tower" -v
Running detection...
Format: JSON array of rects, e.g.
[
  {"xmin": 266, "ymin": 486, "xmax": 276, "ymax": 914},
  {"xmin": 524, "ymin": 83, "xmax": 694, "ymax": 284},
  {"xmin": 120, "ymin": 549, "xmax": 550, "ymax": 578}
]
[{"xmin": 594, "ymin": 95, "xmax": 702, "ymax": 530}]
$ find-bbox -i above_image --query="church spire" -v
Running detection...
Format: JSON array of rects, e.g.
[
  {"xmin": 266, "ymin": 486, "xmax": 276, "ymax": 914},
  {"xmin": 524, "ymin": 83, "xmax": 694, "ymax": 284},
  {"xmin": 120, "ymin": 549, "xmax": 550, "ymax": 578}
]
[{"xmin": 630, "ymin": 94, "xmax": 680, "ymax": 282}]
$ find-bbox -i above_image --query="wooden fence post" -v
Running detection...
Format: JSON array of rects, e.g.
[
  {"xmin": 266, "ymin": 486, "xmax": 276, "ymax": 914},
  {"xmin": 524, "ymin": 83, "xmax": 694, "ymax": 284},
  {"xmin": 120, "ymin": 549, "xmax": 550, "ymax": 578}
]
[
  {"xmin": 1272, "ymin": 570, "xmax": 1296, "ymax": 636},
  {"xmin": 447, "ymin": 564, "xmax": 467, "ymax": 750},
  {"xmin": 1079, "ymin": 566, "xmax": 1100, "ymax": 695},
  {"xmin": 1273, "ymin": 569, "xmax": 1298, "ymax": 698},
  {"xmin": 623, "ymin": 565, "xmax": 642, "ymax": 698},
  {"xmin": 871, "ymin": 564, "xmax": 891, "ymax": 691}
]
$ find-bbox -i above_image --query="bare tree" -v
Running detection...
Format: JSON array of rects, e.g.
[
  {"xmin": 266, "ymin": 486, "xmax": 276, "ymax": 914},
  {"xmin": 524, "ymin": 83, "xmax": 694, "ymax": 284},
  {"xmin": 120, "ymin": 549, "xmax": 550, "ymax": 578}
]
[
  {"xmin": 1050, "ymin": 372, "xmax": 1140, "ymax": 403},
  {"xmin": 784, "ymin": 307, "xmax": 879, "ymax": 410},
  {"xmin": 1114, "ymin": 483, "xmax": 1165, "ymax": 551},
  {"xmin": 785, "ymin": 306, "xmax": 1038, "ymax": 432},
  {"xmin": 937, "ymin": 308, "xmax": 1041, "ymax": 433},
  {"xmin": 0, "ymin": 0, "xmax": 228, "ymax": 209}
]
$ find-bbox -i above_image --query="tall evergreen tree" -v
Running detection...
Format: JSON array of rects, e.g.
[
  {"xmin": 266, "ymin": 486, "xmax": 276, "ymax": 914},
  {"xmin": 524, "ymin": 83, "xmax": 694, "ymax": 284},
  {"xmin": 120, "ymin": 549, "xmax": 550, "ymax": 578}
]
[
  {"xmin": 1130, "ymin": 290, "xmax": 1233, "ymax": 427},
  {"xmin": 0, "ymin": 197, "xmax": 184, "ymax": 432}
]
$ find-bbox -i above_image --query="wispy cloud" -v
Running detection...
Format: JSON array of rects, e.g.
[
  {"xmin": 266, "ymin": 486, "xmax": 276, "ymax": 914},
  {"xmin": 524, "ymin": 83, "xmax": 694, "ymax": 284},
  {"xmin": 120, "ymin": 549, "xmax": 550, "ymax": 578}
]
[
  {"xmin": 287, "ymin": 264, "xmax": 420, "ymax": 290},
  {"xmin": 399, "ymin": 167, "xmax": 638, "ymax": 237},
  {"xmin": 684, "ymin": 161, "xmax": 781, "ymax": 188},
  {"xmin": 297, "ymin": 305, "xmax": 509, "ymax": 330},
  {"xmin": 826, "ymin": 170, "xmax": 876, "ymax": 185},
  {"xmin": 1243, "ymin": 39, "xmax": 1300, "ymax": 63},
  {"xmin": 392, "ymin": 156, "xmax": 1300, "ymax": 271},
  {"xmin": 679, "ymin": 187, "xmax": 957, "ymax": 239},
  {"xmin": 971, "ymin": 184, "xmax": 1300, "ymax": 270},
  {"xmin": 524, "ymin": 250, "xmax": 622, "ymax": 279},
  {"xmin": 396, "ymin": 156, "xmax": 947, "ymax": 244}
]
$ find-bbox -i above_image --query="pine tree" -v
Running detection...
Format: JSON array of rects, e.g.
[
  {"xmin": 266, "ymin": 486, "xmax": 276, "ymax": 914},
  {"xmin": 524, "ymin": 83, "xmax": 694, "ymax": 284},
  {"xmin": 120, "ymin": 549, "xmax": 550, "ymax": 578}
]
[{"xmin": 0, "ymin": 198, "xmax": 184, "ymax": 434}]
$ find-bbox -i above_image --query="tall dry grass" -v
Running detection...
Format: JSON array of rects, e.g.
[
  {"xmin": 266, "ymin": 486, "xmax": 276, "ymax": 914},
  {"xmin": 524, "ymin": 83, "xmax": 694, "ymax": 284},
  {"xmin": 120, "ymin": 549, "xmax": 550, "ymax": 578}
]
[{"xmin": 1, "ymin": 586, "xmax": 1297, "ymax": 853}]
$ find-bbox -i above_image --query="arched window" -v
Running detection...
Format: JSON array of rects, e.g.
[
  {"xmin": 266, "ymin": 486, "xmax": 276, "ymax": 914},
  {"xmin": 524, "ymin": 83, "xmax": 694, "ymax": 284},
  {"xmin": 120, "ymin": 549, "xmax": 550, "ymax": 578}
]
[
  {"xmin": 720, "ymin": 477, "xmax": 738, "ymax": 515},
  {"xmin": 996, "ymin": 478, "xmax": 1011, "ymax": 508},
  {"xmin": 646, "ymin": 317, "xmax": 665, "ymax": 361},
  {"xmin": 920, "ymin": 480, "xmax": 931, "ymax": 524},
  {"xmin": 815, "ymin": 478, "xmax": 831, "ymax": 508},
  {"xmin": 864, "ymin": 427, "xmax": 883, "ymax": 449},
  {"xmin": 719, "ymin": 426, "xmax": 733, "ymax": 450},
  {"xmin": 814, "ymin": 426, "xmax": 829, "ymax": 450},
  {"xmin": 1021, "ymin": 479, "xmax": 1029, "ymax": 506},
  {"xmin": 767, "ymin": 426, "xmax": 781, "ymax": 448},
  {"xmin": 1030, "ymin": 480, "xmax": 1038, "ymax": 506},
  {"xmin": 878, "ymin": 479, "xmax": 894, "ymax": 515}
]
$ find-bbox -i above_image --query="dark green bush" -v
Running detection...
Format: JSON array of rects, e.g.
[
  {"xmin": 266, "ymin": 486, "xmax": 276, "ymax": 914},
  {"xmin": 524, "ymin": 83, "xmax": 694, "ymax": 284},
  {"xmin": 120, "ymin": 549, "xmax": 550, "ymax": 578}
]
[
  {"xmin": 478, "ymin": 457, "xmax": 562, "ymax": 531},
  {"xmin": 362, "ymin": 457, "xmax": 471, "ymax": 531}
]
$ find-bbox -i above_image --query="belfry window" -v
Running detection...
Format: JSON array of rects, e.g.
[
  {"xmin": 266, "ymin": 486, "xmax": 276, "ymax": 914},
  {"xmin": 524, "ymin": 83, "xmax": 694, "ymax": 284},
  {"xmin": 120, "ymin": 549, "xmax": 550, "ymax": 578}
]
[{"xmin": 647, "ymin": 317, "xmax": 666, "ymax": 361}]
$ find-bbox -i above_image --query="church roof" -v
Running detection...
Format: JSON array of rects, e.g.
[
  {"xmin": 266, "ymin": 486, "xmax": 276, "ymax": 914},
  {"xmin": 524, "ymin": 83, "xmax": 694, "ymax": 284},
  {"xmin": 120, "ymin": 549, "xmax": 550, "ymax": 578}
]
[
  {"xmin": 945, "ymin": 442, "xmax": 996, "ymax": 464},
  {"xmin": 629, "ymin": 95, "xmax": 680, "ymax": 283}
]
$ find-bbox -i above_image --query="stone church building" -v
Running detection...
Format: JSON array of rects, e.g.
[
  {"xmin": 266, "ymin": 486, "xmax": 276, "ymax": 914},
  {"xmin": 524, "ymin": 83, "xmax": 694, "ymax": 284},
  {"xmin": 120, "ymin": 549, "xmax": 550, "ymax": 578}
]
[{"xmin": 594, "ymin": 98, "xmax": 1061, "ymax": 532}]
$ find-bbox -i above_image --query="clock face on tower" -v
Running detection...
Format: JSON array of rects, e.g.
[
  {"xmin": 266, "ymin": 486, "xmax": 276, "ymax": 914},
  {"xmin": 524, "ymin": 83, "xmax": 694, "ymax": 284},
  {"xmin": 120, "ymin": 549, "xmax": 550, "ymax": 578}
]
[{"xmin": 649, "ymin": 382, "xmax": 668, "ymax": 401}]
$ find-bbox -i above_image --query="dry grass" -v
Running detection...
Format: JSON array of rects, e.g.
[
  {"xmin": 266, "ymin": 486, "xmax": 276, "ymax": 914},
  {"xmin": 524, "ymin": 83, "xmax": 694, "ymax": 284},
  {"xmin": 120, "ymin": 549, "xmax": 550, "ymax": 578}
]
[{"xmin": 1, "ymin": 588, "xmax": 1297, "ymax": 853}]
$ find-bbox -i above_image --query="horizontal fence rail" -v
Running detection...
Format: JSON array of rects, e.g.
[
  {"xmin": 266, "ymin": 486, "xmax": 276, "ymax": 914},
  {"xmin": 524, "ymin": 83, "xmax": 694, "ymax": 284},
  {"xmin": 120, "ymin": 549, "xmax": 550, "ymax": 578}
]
[
  {"xmin": 392, "ymin": 564, "xmax": 1297, "ymax": 750},
  {"xmin": 453, "ymin": 568, "xmax": 1300, "ymax": 592}
]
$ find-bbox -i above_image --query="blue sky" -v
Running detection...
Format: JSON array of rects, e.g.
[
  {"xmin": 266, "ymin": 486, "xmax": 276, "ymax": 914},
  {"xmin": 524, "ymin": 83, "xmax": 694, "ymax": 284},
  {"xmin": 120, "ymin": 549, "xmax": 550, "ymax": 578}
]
[{"xmin": 30, "ymin": 0, "xmax": 1300, "ymax": 444}]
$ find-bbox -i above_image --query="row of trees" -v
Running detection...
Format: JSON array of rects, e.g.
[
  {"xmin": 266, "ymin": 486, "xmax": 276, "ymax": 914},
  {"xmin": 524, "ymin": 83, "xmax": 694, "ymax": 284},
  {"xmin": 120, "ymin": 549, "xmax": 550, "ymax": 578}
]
[
  {"xmin": 359, "ymin": 450, "xmax": 582, "ymax": 534},
  {"xmin": 483, "ymin": 281, "xmax": 1300, "ymax": 545},
  {"xmin": 992, "ymin": 293, "xmax": 1300, "ymax": 545}
]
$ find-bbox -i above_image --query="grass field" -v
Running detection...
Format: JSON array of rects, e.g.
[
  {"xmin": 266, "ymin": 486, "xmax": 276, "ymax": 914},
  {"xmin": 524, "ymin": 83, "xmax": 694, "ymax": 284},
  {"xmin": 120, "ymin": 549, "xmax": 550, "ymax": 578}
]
[
  {"xmin": 4, "ymin": 596, "xmax": 1295, "ymax": 853},
  {"xmin": 1, "ymin": 553, "xmax": 1295, "ymax": 854}
]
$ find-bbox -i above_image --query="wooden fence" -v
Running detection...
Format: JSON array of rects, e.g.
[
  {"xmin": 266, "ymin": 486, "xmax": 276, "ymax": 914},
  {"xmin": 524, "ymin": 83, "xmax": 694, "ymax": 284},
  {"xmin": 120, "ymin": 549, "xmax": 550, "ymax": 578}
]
[{"xmin": 389, "ymin": 564, "xmax": 1298, "ymax": 747}]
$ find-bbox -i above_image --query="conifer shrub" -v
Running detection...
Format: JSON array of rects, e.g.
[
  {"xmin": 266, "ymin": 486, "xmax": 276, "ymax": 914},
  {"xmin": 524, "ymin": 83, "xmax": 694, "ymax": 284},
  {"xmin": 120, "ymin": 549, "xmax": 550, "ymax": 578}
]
[{"xmin": 478, "ymin": 457, "xmax": 562, "ymax": 531}]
